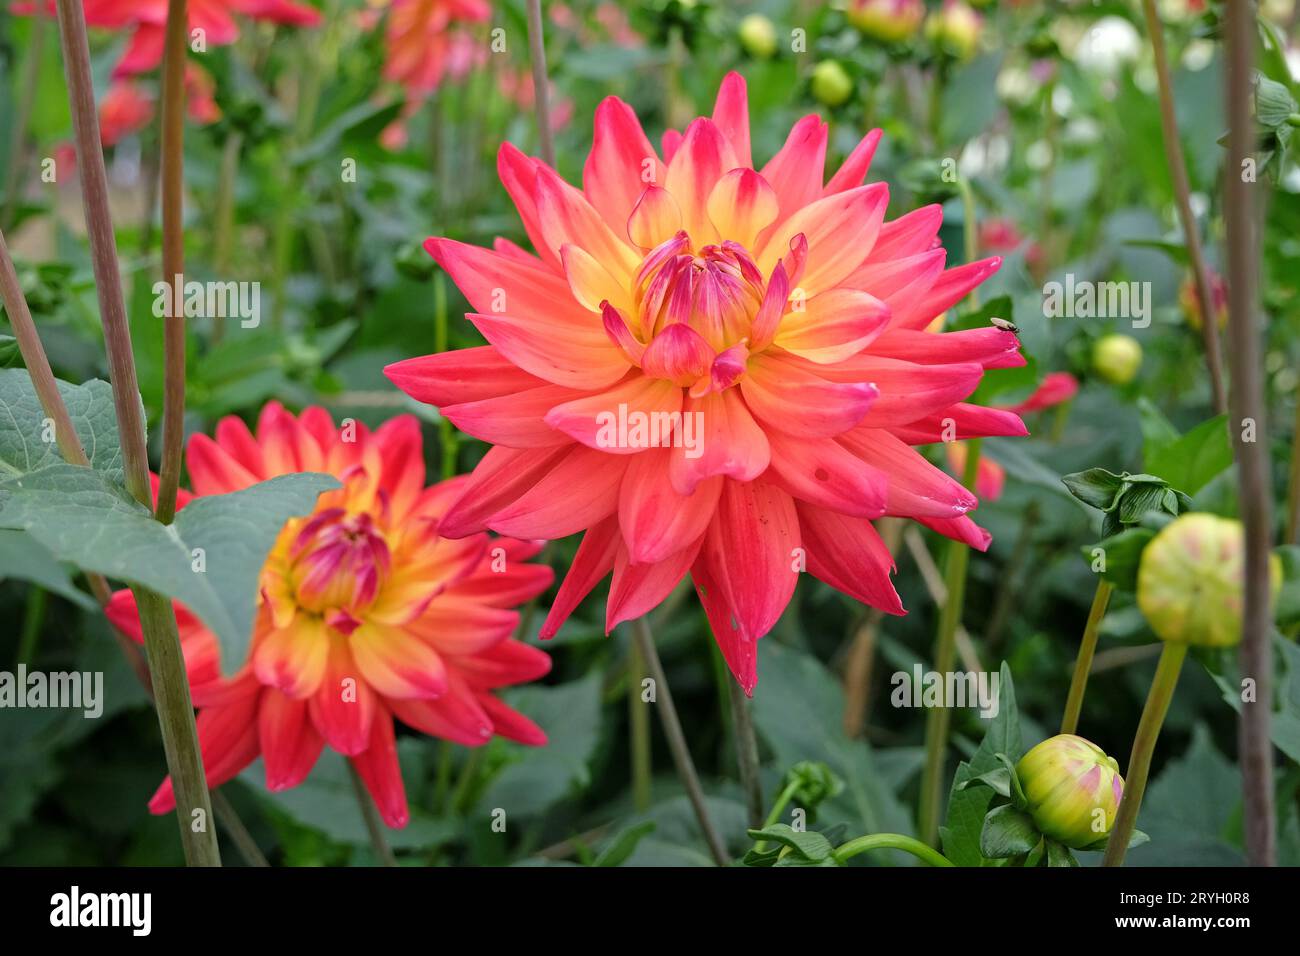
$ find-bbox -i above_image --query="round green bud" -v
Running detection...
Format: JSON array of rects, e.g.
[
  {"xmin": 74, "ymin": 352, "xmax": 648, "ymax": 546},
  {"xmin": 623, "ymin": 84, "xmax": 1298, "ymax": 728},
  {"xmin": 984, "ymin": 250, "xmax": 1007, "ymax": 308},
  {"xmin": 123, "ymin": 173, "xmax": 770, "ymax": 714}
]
[
  {"xmin": 1016, "ymin": 734, "xmax": 1123, "ymax": 849},
  {"xmin": 1137, "ymin": 513, "xmax": 1282, "ymax": 648},
  {"xmin": 1092, "ymin": 333, "xmax": 1142, "ymax": 385},
  {"xmin": 738, "ymin": 14, "xmax": 778, "ymax": 58},
  {"xmin": 811, "ymin": 60, "xmax": 853, "ymax": 108}
]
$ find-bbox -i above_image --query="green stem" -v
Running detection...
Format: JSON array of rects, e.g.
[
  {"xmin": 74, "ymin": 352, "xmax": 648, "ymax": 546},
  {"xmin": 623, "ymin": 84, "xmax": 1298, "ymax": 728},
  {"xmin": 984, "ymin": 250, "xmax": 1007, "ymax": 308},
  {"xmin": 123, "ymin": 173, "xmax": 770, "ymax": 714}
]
[
  {"xmin": 211, "ymin": 789, "xmax": 269, "ymax": 867},
  {"xmin": 16, "ymin": 586, "xmax": 48, "ymax": 666},
  {"xmin": 434, "ymin": 272, "xmax": 459, "ymax": 479},
  {"xmin": 56, "ymin": 0, "xmax": 220, "ymax": 866},
  {"xmin": 523, "ymin": 0, "xmax": 555, "ymax": 167},
  {"xmin": 1139, "ymin": 0, "xmax": 1227, "ymax": 415},
  {"xmin": 632, "ymin": 616, "xmax": 729, "ymax": 865},
  {"xmin": 752, "ymin": 778, "xmax": 801, "ymax": 853},
  {"xmin": 1060, "ymin": 579, "xmax": 1114, "ymax": 735},
  {"xmin": 433, "ymin": 740, "xmax": 454, "ymax": 814},
  {"xmin": 153, "ymin": 0, "xmax": 186, "ymax": 525},
  {"xmin": 917, "ymin": 439, "xmax": 981, "ymax": 846},
  {"xmin": 834, "ymin": 833, "xmax": 955, "ymax": 867},
  {"xmin": 628, "ymin": 636, "xmax": 652, "ymax": 813},
  {"xmin": 1222, "ymin": 0, "xmax": 1276, "ymax": 867},
  {"xmin": 450, "ymin": 747, "xmax": 485, "ymax": 815},
  {"xmin": 1102, "ymin": 641, "xmax": 1187, "ymax": 866},
  {"xmin": 726, "ymin": 676, "xmax": 764, "ymax": 829},
  {"xmin": 209, "ymin": 131, "xmax": 243, "ymax": 344},
  {"xmin": 134, "ymin": 586, "xmax": 221, "ymax": 866},
  {"xmin": 958, "ymin": 175, "xmax": 979, "ymax": 305},
  {"xmin": 346, "ymin": 762, "xmax": 397, "ymax": 867},
  {"xmin": 1, "ymin": 12, "xmax": 46, "ymax": 231}
]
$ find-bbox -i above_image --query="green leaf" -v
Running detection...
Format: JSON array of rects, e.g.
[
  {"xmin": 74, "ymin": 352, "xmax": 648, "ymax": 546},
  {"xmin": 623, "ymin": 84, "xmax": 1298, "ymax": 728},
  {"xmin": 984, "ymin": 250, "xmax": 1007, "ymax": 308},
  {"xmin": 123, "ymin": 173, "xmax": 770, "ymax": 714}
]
[
  {"xmin": 1275, "ymin": 546, "xmax": 1300, "ymax": 627},
  {"xmin": 941, "ymin": 662, "xmax": 1022, "ymax": 866},
  {"xmin": 1126, "ymin": 725, "xmax": 1243, "ymax": 865},
  {"xmin": 592, "ymin": 821, "xmax": 657, "ymax": 867},
  {"xmin": 1255, "ymin": 73, "xmax": 1298, "ymax": 129},
  {"xmin": 478, "ymin": 673, "xmax": 602, "ymax": 818},
  {"xmin": 1061, "ymin": 467, "xmax": 1126, "ymax": 511},
  {"xmin": 980, "ymin": 804, "xmax": 1040, "ymax": 859},
  {"xmin": 1144, "ymin": 415, "xmax": 1233, "ymax": 497},
  {"xmin": 242, "ymin": 752, "xmax": 455, "ymax": 851},
  {"xmin": 959, "ymin": 766, "xmax": 1011, "ymax": 798},
  {"xmin": 1086, "ymin": 526, "xmax": 1155, "ymax": 592},
  {"xmin": 1045, "ymin": 839, "xmax": 1079, "ymax": 867},
  {"xmin": 744, "ymin": 824, "xmax": 839, "ymax": 866},
  {"xmin": 0, "ymin": 464, "xmax": 338, "ymax": 669},
  {"xmin": 754, "ymin": 641, "xmax": 912, "ymax": 841},
  {"xmin": 1117, "ymin": 482, "xmax": 1172, "ymax": 525},
  {"xmin": 0, "ymin": 369, "xmax": 136, "ymax": 484},
  {"xmin": 0, "ymin": 528, "xmax": 97, "ymax": 608},
  {"xmin": 1080, "ymin": 828, "xmax": 1150, "ymax": 853}
]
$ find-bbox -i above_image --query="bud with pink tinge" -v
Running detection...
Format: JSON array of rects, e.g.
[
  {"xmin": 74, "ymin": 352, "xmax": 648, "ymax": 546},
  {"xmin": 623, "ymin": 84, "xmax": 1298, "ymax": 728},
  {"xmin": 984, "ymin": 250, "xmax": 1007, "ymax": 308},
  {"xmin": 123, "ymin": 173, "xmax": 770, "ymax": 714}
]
[
  {"xmin": 1137, "ymin": 513, "xmax": 1281, "ymax": 648},
  {"xmin": 1016, "ymin": 735, "xmax": 1123, "ymax": 849}
]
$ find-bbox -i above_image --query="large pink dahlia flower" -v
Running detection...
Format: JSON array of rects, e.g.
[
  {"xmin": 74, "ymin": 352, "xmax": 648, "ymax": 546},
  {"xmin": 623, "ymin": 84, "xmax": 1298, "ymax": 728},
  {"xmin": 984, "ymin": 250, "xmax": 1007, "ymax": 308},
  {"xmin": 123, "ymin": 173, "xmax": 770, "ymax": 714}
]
[{"xmin": 386, "ymin": 72, "xmax": 1028, "ymax": 694}]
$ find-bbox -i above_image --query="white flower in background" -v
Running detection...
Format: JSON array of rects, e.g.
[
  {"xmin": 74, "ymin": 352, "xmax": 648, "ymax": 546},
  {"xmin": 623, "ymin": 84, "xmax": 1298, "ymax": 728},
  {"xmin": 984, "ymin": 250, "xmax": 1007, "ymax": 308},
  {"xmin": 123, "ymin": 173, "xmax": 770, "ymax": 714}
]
[{"xmin": 1073, "ymin": 16, "xmax": 1141, "ymax": 76}]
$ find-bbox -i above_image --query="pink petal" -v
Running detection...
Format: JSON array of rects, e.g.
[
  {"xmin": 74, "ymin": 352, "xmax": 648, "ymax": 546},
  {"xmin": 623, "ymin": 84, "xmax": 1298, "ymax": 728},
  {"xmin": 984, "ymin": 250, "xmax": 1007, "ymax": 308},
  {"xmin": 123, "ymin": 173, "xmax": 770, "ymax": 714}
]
[
  {"xmin": 439, "ymin": 445, "xmax": 573, "ymax": 538},
  {"xmin": 349, "ymin": 710, "xmax": 409, "ymax": 827},
  {"xmin": 869, "ymin": 327, "xmax": 1024, "ymax": 369},
  {"xmin": 772, "ymin": 287, "xmax": 890, "ymax": 364},
  {"xmin": 641, "ymin": 324, "xmax": 714, "ymax": 386},
  {"xmin": 764, "ymin": 431, "xmax": 887, "ymax": 518},
  {"xmin": 487, "ymin": 445, "xmax": 630, "ymax": 539},
  {"xmin": 741, "ymin": 352, "xmax": 877, "ymax": 437},
  {"xmin": 693, "ymin": 480, "xmax": 801, "ymax": 693},
  {"xmin": 384, "ymin": 346, "xmax": 549, "ymax": 406},
  {"xmin": 756, "ymin": 183, "xmax": 890, "ymax": 295},
  {"xmin": 711, "ymin": 71, "xmax": 752, "ymax": 168},
  {"xmin": 306, "ymin": 633, "xmax": 377, "ymax": 755},
  {"xmin": 539, "ymin": 516, "xmax": 620, "ymax": 639},
  {"xmin": 619, "ymin": 448, "xmax": 723, "ymax": 563},
  {"xmin": 796, "ymin": 504, "xmax": 904, "ymax": 614},
  {"xmin": 758, "ymin": 114, "xmax": 828, "ymax": 229},
  {"xmin": 468, "ymin": 310, "xmax": 630, "ymax": 389},
  {"xmin": 663, "ymin": 117, "xmax": 737, "ymax": 244},
  {"xmin": 606, "ymin": 537, "xmax": 701, "ymax": 631},
  {"xmin": 667, "ymin": 388, "xmax": 770, "ymax": 494},
  {"xmin": 706, "ymin": 168, "xmax": 779, "ymax": 249},
  {"xmin": 260, "ymin": 689, "xmax": 326, "ymax": 790},
  {"xmin": 443, "ymin": 383, "xmax": 587, "ymax": 448},
  {"xmin": 889, "ymin": 257, "xmax": 1003, "ymax": 330},
  {"xmin": 824, "ymin": 128, "xmax": 883, "ymax": 195},
  {"xmin": 838, "ymin": 428, "xmax": 978, "ymax": 518},
  {"xmin": 583, "ymin": 96, "xmax": 665, "ymax": 231}
]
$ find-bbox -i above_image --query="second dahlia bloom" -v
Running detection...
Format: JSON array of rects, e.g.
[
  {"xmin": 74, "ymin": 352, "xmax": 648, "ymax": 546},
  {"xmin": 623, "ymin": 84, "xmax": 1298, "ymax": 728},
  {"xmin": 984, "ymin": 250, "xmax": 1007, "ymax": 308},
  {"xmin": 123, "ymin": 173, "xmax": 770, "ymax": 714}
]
[
  {"xmin": 386, "ymin": 73, "xmax": 1027, "ymax": 693},
  {"xmin": 107, "ymin": 403, "xmax": 554, "ymax": 826},
  {"xmin": 73, "ymin": 0, "xmax": 321, "ymax": 77},
  {"xmin": 381, "ymin": 0, "xmax": 490, "ymax": 100}
]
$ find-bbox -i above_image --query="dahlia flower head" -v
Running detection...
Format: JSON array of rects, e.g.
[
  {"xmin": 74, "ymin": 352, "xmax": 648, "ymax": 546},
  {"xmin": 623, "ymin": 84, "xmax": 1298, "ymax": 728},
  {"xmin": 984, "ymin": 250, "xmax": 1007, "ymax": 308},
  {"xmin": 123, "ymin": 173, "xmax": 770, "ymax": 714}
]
[
  {"xmin": 386, "ymin": 72, "xmax": 1028, "ymax": 694},
  {"xmin": 37, "ymin": 0, "xmax": 323, "ymax": 77},
  {"xmin": 381, "ymin": 0, "xmax": 490, "ymax": 99},
  {"xmin": 107, "ymin": 403, "xmax": 554, "ymax": 827}
]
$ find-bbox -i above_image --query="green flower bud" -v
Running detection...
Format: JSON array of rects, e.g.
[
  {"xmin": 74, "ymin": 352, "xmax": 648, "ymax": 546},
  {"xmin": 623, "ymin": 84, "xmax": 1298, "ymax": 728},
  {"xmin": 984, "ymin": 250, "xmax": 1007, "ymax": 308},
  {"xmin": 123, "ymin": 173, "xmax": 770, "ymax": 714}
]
[
  {"xmin": 847, "ymin": 0, "xmax": 924, "ymax": 44},
  {"xmin": 1091, "ymin": 333, "xmax": 1142, "ymax": 385},
  {"xmin": 1016, "ymin": 735, "xmax": 1123, "ymax": 849},
  {"xmin": 925, "ymin": 1, "xmax": 982, "ymax": 61},
  {"xmin": 811, "ymin": 60, "xmax": 853, "ymax": 107},
  {"xmin": 1137, "ymin": 513, "xmax": 1282, "ymax": 648},
  {"xmin": 738, "ymin": 14, "xmax": 778, "ymax": 58}
]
